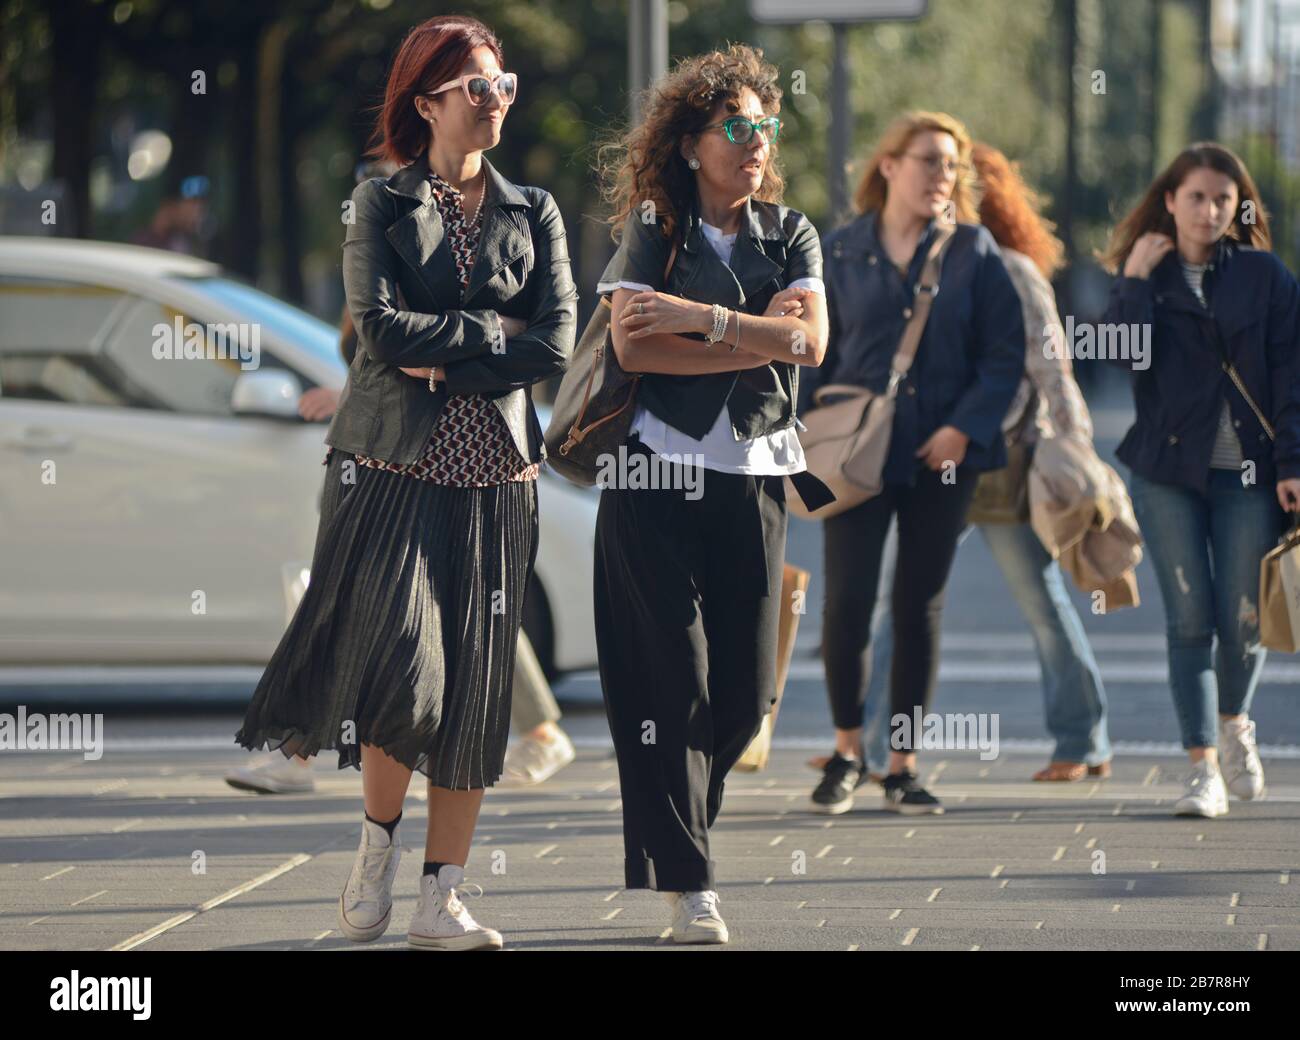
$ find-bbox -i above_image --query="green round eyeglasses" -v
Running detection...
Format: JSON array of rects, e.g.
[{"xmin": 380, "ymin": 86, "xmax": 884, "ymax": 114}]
[{"xmin": 702, "ymin": 115, "xmax": 782, "ymax": 145}]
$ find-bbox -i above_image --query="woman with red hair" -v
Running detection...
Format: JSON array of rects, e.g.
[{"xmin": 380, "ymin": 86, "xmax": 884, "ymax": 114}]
[{"xmin": 237, "ymin": 15, "xmax": 576, "ymax": 949}]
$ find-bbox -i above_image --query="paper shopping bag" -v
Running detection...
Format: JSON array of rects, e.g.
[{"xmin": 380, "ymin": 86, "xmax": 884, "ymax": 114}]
[
  {"xmin": 736, "ymin": 562, "xmax": 811, "ymax": 772},
  {"xmin": 1260, "ymin": 519, "xmax": 1300, "ymax": 653}
]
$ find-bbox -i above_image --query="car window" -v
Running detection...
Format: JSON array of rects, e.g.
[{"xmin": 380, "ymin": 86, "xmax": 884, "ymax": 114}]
[
  {"xmin": 178, "ymin": 277, "xmax": 345, "ymax": 373},
  {"xmin": 0, "ymin": 276, "xmax": 141, "ymax": 406},
  {"xmin": 104, "ymin": 296, "xmax": 249, "ymax": 415}
]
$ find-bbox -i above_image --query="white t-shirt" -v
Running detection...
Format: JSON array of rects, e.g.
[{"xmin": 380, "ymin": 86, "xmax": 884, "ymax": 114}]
[{"xmin": 596, "ymin": 220, "xmax": 824, "ymax": 475}]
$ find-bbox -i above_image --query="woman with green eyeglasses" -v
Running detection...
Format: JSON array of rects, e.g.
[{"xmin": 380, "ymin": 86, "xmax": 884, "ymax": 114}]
[{"xmin": 592, "ymin": 44, "xmax": 830, "ymax": 944}]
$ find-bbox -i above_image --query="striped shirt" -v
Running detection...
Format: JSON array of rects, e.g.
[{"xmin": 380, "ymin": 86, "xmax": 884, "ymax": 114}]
[{"xmin": 1182, "ymin": 259, "xmax": 1242, "ymax": 471}]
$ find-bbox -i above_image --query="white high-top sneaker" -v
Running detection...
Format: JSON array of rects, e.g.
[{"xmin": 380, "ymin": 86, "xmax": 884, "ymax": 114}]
[
  {"xmin": 225, "ymin": 753, "xmax": 315, "ymax": 794},
  {"xmin": 337, "ymin": 818, "xmax": 402, "ymax": 941},
  {"xmin": 406, "ymin": 864, "xmax": 503, "ymax": 951},
  {"xmin": 1173, "ymin": 759, "xmax": 1229, "ymax": 818},
  {"xmin": 662, "ymin": 889, "xmax": 728, "ymax": 944},
  {"xmin": 1219, "ymin": 716, "xmax": 1267, "ymax": 800}
]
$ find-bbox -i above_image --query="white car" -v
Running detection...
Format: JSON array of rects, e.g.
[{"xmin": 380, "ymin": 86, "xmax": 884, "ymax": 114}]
[{"xmin": 0, "ymin": 237, "xmax": 596, "ymax": 681}]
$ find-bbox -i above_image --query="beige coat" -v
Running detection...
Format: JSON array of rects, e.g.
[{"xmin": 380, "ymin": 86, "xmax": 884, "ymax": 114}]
[{"xmin": 1028, "ymin": 434, "xmax": 1143, "ymax": 611}]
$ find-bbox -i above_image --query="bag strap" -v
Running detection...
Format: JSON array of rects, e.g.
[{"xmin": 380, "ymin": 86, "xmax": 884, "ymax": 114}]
[
  {"xmin": 886, "ymin": 223, "xmax": 956, "ymax": 397},
  {"xmin": 1201, "ymin": 311, "xmax": 1276, "ymax": 442},
  {"xmin": 560, "ymin": 228, "xmax": 680, "ymax": 453}
]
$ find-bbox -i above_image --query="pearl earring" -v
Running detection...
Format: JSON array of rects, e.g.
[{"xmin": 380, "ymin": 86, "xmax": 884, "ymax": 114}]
[{"xmin": 688, "ymin": 158, "xmax": 700, "ymax": 170}]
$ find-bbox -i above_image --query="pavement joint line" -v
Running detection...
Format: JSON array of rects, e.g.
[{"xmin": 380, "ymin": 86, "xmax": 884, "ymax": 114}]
[
  {"xmin": 57, "ymin": 735, "xmax": 1300, "ymax": 758},
  {"xmin": 108, "ymin": 852, "xmax": 313, "ymax": 951}
]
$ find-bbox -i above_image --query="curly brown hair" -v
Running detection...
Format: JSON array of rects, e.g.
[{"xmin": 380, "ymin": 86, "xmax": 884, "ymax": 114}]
[
  {"xmin": 971, "ymin": 142, "xmax": 1065, "ymax": 278},
  {"xmin": 597, "ymin": 43, "xmax": 786, "ymax": 244}
]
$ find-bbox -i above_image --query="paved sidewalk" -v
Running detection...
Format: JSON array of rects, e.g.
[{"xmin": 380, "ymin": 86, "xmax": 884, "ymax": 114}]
[{"xmin": 1, "ymin": 746, "xmax": 1297, "ymax": 951}]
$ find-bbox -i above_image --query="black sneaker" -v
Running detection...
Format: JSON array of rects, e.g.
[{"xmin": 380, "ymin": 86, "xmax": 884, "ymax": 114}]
[
  {"xmin": 881, "ymin": 770, "xmax": 944, "ymax": 815},
  {"xmin": 810, "ymin": 752, "xmax": 867, "ymax": 814}
]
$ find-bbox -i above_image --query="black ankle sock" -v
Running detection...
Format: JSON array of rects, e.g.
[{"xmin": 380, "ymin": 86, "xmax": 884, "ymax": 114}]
[
  {"xmin": 423, "ymin": 860, "xmax": 451, "ymax": 877},
  {"xmin": 364, "ymin": 810, "xmax": 401, "ymax": 840}
]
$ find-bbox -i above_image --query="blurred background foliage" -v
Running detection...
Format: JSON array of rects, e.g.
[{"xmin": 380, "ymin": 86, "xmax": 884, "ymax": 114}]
[{"xmin": 0, "ymin": 0, "xmax": 1291, "ymax": 331}]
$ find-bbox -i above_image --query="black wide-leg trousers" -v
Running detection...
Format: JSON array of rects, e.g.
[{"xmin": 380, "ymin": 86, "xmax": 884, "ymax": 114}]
[{"xmin": 594, "ymin": 436, "xmax": 787, "ymax": 892}]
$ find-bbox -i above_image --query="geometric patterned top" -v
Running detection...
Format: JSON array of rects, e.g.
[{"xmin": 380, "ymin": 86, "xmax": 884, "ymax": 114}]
[{"xmin": 325, "ymin": 166, "xmax": 540, "ymax": 486}]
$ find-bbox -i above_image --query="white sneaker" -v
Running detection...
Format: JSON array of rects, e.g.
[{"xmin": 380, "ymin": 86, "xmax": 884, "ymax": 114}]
[
  {"xmin": 407, "ymin": 864, "xmax": 503, "ymax": 950},
  {"xmin": 1219, "ymin": 716, "xmax": 1267, "ymax": 800},
  {"xmin": 337, "ymin": 818, "xmax": 402, "ymax": 941},
  {"xmin": 662, "ymin": 889, "xmax": 729, "ymax": 944},
  {"xmin": 1173, "ymin": 760, "xmax": 1229, "ymax": 818},
  {"xmin": 499, "ymin": 729, "xmax": 576, "ymax": 787},
  {"xmin": 224, "ymin": 753, "xmax": 315, "ymax": 794}
]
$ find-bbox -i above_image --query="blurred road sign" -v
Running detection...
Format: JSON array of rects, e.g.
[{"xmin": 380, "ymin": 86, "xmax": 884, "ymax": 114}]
[{"xmin": 749, "ymin": 0, "xmax": 928, "ymax": 24}]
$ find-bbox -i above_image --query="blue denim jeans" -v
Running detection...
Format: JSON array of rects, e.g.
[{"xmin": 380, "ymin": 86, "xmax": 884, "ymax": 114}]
[
  {"xmin": 861, "ymin": 520, "xmax": 1111, "ymax": 767},
  {"xmin": 1127, "ymin": 467, "xmax": 1285, "ymax": 749}
]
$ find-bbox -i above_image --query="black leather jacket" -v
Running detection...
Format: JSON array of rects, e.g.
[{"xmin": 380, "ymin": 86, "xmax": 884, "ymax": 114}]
[{"xmin": 327, "ymin": 154, "xmax": 577, "ymax": 466}]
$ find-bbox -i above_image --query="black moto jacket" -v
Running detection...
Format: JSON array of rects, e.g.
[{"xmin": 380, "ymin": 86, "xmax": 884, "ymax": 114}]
[{"xmin": 327, "ymin": 154, "xmax": 577, "ymax": 466}]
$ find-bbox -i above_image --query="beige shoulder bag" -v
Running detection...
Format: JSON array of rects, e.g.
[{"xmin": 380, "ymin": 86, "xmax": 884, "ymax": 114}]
[{"xmin": 787, "ymin": 223, "xmax": 956, "ymax": 520}]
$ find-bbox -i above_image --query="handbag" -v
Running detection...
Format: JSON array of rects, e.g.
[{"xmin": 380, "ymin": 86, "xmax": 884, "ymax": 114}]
[
  {"xmin": 966, "ymin": 397, "xmax": 1035, "ymax": 525},
  {"xmin": 785, "ymin": 223, "xmax": 955, "ymax": 520},
  {"xmin": 735, "ymin": 562, "xmax": 810, "ymax": 772},
  {"xmin": 543, "ymin": 234, "xmax": 679, "ymax": 486},
  {"xmin": 1260, "ymin": 514, "xmax": 1300, "ymax": 653}
]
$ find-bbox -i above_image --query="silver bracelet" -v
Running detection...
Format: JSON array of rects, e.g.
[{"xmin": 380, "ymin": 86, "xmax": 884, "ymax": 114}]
[
  {"xmin": 729, "ymin": 310, "xmax": 740, "ymax": 352},
  {"xmin": 705, "ymin": 303, "xmax": 728, "ymax": 344}
]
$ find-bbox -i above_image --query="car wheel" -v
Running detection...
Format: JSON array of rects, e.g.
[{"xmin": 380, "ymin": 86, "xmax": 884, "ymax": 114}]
[{"xmin": 521, "ymin": 575, "xmax": 557, "ymax": 682}]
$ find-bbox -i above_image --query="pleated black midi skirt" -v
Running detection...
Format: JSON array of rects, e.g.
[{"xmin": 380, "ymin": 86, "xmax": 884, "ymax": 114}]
[{"xmin": 235, "ymin": 448, "xmax": 539, "ymax": 790}]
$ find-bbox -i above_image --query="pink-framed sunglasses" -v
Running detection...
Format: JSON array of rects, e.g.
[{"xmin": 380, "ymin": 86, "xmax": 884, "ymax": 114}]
[{"xmin": 426, "ymin": 71, "xmax": 518, "ymax": 107}]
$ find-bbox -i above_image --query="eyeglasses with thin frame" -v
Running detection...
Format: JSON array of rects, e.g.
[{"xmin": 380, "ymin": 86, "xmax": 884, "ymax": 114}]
[
  {"xmin": 702, "ymin": 115, "xmax": 782, "ymax": 146},
  {"xmin": 426, "ymin": 71, "xmax": 518, "ymax": 108},
  {"xmin": 901, "ymin": 151, "xmax": 969, "ymax": 177}
]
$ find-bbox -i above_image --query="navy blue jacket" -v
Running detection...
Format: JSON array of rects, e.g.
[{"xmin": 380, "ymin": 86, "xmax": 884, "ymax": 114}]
[
  {"xmin": 805, "ymin": 212, "xmax": 1026, "ymax": 484},
  {"xmin": 1100, "ymin": 238, "xmax": 1300, "ymax": 493}
]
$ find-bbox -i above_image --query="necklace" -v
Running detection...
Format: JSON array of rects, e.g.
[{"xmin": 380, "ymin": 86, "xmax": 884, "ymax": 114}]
[{"xmin": 465, "ymin": 168, "xmax": 486, "ymax": 228}]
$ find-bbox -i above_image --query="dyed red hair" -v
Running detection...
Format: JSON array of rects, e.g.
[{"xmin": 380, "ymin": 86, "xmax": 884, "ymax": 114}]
[
  {"xmin": 367, "ymin": 15, "xmax": 504, "ymax": 166},
  {"xmin": 971, "ymin": 142, "xmax": 1064, "ymax": 278}
]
